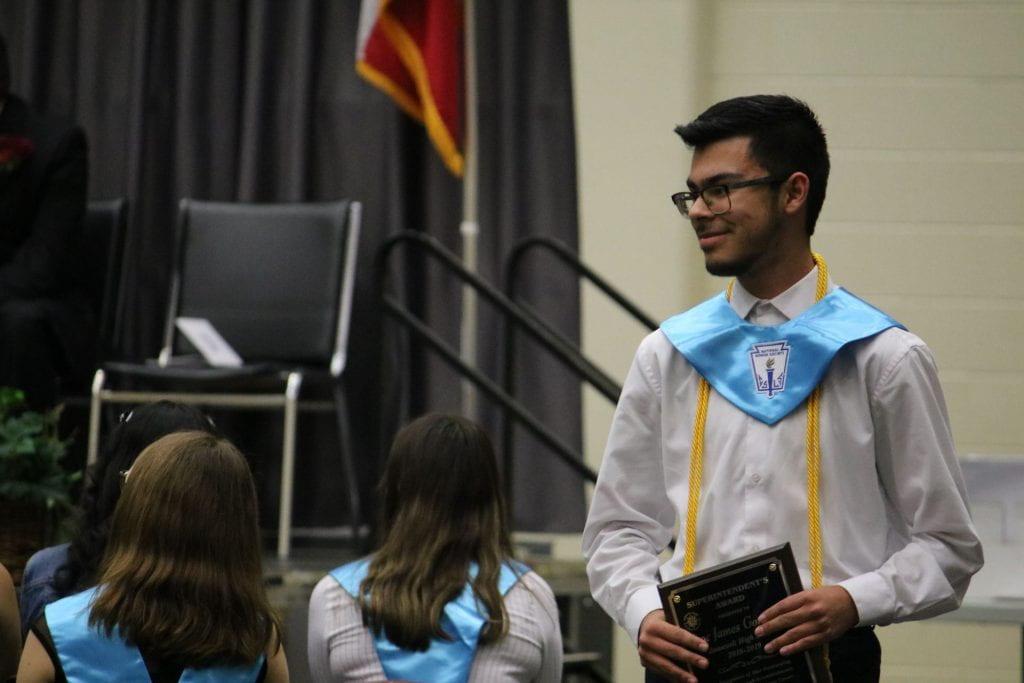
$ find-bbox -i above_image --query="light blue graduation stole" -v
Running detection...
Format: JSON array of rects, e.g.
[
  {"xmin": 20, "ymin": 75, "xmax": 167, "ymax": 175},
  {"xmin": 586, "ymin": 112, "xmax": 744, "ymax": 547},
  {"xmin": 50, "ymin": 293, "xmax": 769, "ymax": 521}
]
[
  {"xmin": 45, "ymin": 587, "xmax": 265, "ymax": 683},
  {"xmin": 660, "ymin": 287, "xmax": 903, "ymax": 425},
  {"xmin": 330, "ymin": 558, "xmax": 527, "ymax": 683}
]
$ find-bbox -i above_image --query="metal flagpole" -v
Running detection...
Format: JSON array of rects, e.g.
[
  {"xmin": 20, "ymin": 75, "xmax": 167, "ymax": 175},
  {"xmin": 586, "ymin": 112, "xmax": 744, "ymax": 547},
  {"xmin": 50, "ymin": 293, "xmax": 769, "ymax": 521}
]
[{"xmin": 459, "ymin": 0, "xmax": 480, "ymax": 416}]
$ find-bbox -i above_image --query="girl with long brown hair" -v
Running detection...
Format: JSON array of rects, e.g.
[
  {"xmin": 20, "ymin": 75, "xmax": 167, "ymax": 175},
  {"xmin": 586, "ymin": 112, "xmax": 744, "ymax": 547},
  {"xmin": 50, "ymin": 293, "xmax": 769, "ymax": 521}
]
[
  {"xmin": 19, "ymin": 401, "xmax": 218, "ymax": 636},
  {"xmin": 17, "ymin": 431, "xmax": 288, "ymax": 683},
  {"xmin": 307, "ymin": 413, "xmax": 562, "ymax": 682}
]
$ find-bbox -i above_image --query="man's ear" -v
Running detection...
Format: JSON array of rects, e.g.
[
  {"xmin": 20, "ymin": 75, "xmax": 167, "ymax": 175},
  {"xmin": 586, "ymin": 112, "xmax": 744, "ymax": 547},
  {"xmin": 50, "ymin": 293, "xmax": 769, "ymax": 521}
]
[{"xmin": 780, "ymin": 172, "xmax": 810, "ymax": 217}]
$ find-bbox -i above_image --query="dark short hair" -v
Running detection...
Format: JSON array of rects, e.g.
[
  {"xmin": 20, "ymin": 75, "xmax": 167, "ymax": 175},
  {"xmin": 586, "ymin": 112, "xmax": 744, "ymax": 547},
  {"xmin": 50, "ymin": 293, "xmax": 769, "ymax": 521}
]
[
  {"xmin": 0, "ymin": 33, "xmax": 9, "ymax": 99},
  {"xmin": 675, "ymin": 95, "xmax": 830, "ymax": 235}
]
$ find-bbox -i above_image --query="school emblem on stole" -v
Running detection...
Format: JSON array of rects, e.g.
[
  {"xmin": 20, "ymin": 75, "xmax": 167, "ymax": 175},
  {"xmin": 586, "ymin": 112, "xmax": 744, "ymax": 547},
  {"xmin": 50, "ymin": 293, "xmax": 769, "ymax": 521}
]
[{"xmin": 749, "ymin": 341, "xmax": 790, "ymax": 398}]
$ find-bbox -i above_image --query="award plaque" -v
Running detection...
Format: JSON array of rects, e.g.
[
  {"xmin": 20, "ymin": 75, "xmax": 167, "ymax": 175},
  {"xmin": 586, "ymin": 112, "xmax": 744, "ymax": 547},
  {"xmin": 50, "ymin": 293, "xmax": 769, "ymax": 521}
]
[{"xmin": 658, "ymin": 543, "xmax": 830, "ymax": 683}]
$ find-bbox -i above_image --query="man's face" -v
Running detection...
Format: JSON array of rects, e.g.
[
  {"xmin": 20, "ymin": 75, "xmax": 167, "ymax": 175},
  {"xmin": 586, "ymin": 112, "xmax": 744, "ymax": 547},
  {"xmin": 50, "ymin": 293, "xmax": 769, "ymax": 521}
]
[{"xmin": 686, "ymin": 136, "xmax": 783, "ymax": 278}]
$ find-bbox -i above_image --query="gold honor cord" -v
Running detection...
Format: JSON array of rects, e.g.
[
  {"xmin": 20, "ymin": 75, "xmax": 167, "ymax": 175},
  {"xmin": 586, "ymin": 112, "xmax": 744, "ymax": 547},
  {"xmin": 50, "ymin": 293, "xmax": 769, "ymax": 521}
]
[
  {"xmin": 682, "ymin": 377, "xmax": 711, "ymax": 575},
  {"xmin": 682, "ymin": 254, "xmax": 829, "ymax": 589}
]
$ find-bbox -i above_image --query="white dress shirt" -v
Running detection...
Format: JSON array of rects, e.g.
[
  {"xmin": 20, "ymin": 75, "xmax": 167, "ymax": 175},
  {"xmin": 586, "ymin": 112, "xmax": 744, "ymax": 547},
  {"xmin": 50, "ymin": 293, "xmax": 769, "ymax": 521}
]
[{"xmin": 582, "ymin": 267, "xmax": 983, "ymax": 642}]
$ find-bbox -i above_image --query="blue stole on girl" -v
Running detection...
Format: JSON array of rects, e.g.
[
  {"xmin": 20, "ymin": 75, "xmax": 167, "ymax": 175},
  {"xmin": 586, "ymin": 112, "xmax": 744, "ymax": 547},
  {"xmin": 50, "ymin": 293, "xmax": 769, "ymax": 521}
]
[
  {"xmin": 45, "ymin": 587, "xmax": 265, "ymax": 683},
  {"xmin": 660, "ymin": 288, "xmax": 903, "ymax": 425},
  {"xmin": 330, "ymin": 558, "xmax": 527, "ymax": 683}
]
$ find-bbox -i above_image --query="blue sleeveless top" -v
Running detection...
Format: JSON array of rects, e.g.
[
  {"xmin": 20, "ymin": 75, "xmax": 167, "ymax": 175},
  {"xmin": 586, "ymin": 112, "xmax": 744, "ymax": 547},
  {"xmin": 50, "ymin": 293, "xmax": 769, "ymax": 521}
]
[
  {"xmin": 330, "ymin": 558, "xmax": 528, "ymax": 683},
  {"xmin": 45, "ymin": 587, "xmax": 265, "ymax": 682},
  {"xmin": 660, "ymin": 288, "xmax": 903, "ymax": 424}
]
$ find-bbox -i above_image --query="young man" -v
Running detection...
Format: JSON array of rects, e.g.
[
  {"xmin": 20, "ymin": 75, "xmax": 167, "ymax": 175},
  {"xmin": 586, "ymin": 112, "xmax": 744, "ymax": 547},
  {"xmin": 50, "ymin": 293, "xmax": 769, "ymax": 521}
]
[{"xmin": 582, "ymin": 95, "xmax": 982, "ymax": 683}]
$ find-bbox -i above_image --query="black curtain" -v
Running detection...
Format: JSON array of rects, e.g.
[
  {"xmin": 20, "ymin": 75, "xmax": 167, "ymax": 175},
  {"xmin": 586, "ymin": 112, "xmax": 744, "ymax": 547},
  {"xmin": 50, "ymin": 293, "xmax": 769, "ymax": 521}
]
[{"xmin": 0, "ymin": 0, "xmax": 583, "ymax": 532}]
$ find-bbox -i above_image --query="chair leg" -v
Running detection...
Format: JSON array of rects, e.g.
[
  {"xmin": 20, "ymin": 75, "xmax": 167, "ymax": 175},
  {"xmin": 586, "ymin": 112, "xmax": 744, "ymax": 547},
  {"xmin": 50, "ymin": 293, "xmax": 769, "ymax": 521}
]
[
  {"xmin": 87, "ymin": 369, "xmax": 106, "ymax": 467},
  {"xmin": 277, "ymin": 372, "xmax": 303, "ymax": 561},
  {"xmin": 332, "ymin": 384, "xmax": 363, "ymax": 549}
]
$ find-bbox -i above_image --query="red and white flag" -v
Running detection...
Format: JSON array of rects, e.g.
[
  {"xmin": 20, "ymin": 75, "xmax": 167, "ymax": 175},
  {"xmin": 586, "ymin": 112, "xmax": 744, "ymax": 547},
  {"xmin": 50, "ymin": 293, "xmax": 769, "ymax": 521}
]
[{"xmin": 357, "ymin": 0, "xmax": 464, "ymax": 176}]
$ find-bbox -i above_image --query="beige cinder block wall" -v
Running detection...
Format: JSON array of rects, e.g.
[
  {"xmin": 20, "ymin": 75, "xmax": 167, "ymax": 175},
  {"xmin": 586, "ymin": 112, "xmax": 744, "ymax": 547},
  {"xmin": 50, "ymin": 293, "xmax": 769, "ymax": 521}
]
[{"xmin": 571, "ymin": 1, "xmax": 1024, "ymax": 681}]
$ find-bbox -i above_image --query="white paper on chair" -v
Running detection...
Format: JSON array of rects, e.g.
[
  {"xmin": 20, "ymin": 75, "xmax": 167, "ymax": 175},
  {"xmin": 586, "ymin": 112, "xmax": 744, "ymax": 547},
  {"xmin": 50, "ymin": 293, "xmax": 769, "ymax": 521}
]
[{"xmin": 175, "ymin": 317, "xmax": 243, "ymax": 367}]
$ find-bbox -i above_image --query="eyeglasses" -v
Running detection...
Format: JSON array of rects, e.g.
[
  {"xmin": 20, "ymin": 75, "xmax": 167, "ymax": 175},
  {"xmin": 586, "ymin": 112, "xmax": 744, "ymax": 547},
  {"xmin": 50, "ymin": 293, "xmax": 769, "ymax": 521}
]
[{"xmin": 670, "ymin": 175, "xmax": 784, "ymax": 217}]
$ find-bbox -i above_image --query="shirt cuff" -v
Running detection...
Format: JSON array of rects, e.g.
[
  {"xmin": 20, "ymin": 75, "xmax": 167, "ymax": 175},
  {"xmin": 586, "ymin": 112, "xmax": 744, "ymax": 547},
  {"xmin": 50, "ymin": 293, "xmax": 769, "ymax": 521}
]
[
  {"xmin": 624, "ymin": 584, "xmax": 664, "ymax": 645},
  {"xmin": 838, "ymin": 571, "xmax": 894, "ymax": 627}
]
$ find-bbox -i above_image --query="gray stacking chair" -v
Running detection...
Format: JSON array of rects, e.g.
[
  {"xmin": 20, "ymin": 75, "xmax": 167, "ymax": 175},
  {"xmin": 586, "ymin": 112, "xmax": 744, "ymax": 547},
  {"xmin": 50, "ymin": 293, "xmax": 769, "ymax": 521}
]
[{"xmin": 87, "ymin": 199, "xmax": 362, "ymax": 560}]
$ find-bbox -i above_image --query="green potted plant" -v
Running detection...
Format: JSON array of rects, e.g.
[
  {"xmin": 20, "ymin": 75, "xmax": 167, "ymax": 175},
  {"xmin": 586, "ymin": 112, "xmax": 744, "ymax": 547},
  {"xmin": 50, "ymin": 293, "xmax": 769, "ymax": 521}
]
[{"xmin": 0, "ymin": 387, "xmax": 78, "ymax": 582}]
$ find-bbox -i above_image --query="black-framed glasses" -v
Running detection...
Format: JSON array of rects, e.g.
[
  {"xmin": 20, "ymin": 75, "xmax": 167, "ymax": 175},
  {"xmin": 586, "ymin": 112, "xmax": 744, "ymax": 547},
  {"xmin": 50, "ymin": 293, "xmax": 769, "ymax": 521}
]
[{"xmin": 671, "ymin": 175, "xmax": 785, "ymax": 217}]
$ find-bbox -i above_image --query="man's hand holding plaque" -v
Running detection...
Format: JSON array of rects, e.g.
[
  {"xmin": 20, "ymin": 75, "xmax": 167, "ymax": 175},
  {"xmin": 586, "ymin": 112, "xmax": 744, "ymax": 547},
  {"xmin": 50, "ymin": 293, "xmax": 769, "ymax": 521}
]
[
  {"xmin": 638, "ymin": 608, "xmax": 709, "ymax": 683},
  {"xmin": 657, "ymin": 543, "xmax": 832, "ymax": 682},
  {"xmin": 755, "ymin": 585, "xmax": 859, "ymax": 657}
]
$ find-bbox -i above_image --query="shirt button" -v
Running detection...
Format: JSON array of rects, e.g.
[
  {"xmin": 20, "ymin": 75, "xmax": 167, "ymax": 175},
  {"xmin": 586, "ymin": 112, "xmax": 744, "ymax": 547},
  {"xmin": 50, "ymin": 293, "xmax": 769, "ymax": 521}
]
[{"xmin": 751, "ymin": 473, "xmax": 762, "ymax": 484}]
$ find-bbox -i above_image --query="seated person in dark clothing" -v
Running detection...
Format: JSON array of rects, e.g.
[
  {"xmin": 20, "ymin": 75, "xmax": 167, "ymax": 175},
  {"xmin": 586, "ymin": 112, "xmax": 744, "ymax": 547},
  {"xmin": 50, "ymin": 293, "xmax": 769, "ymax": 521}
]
[
  {"xmin": 16, "ymin": 431, "xmax": 288, "ymax": 683},
  {"xmin": 0, "ymin": 33, "xmax": 91, "ymax": 409}
]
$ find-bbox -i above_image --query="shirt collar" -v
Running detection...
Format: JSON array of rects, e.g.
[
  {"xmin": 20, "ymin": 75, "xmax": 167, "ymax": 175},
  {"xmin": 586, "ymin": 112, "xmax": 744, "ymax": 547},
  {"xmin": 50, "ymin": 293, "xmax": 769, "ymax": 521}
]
[{"xmin": 729, "ymin": 266, "xmax": 835, "ymax": 322}]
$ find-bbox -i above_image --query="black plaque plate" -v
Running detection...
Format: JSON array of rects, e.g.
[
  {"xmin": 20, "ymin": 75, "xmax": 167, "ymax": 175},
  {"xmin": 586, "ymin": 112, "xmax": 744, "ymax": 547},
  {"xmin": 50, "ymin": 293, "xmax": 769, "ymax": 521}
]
[{"xmin": 658, "ymin": 543, "xmax": 830, "ymax": 682}]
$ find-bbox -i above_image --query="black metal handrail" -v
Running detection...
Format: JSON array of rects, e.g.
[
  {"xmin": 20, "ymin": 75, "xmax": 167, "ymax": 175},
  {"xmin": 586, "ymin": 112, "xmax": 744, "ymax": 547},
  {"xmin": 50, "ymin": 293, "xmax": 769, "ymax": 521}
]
[
  {"xmin": 501, "ymin": 236, "xmax": 659, "ymax": 486},
  {"xmin": 376, "ymin": 231, "xmax": 600, "ymax": 485},
  {"xmin": 506, "ymin": 236, "xmax": 659, "ymax": 331}
]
